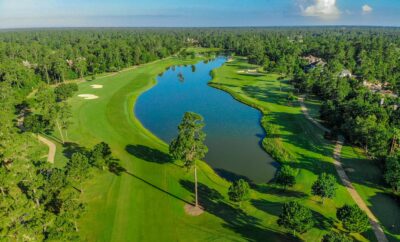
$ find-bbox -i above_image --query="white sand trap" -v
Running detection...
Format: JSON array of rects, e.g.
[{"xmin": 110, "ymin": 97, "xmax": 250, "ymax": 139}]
[
  {"xmin": 91, "ymin": 84, "xmax": 103, "ymax": 89},
  {"xmin": 78, "ymin": 94, "xmax": 99, "ymax": 100}
]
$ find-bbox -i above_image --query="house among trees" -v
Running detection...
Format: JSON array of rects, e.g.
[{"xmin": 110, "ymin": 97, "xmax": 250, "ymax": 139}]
[
  {"xmin": 339, "ymin": 69, "xmax": 352, "ymax": 78},
  {"xmin": 302, "ymin": 55, "xmax": 326, "ymax": 72},
  {"xmin": 186, "ymin": 38, "xmax": 199, "ymax": 45},
  {"xmin": 363, "ymin": 81, "xmax": 398, "ymax": 98},
  {"xmin": 22, "ymin": 60, "xmax": 37, "ymax": 69},
  {"xmin": 302, "ymin": 55, "xmax": 326, "ymax": 67}
]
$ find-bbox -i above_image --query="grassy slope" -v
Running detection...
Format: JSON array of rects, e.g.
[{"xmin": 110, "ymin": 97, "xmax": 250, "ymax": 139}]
[
  {"xmin": 210, "ymin": 58, "xmax": 378, "ymax": 241},
  {"xmin": 56, "ymin": 53, "xmax": 386, "ymax": 241},
  {"xmin": 64, "ymin": 55, "xmax": 293, "ymax": 242}
]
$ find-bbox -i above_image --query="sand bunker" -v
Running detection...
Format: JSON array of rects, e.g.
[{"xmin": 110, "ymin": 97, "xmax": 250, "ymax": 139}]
[
  {"xmin": 237, "ymin": 69, "xmax": 264, "ymax": 76},
  {"xmin": 78, "ymin": 94, "xmax": 99, "ymax": 100},
  {"xmin": 91, "ymin": 84, "xmax": 103, "ymax": 89}
]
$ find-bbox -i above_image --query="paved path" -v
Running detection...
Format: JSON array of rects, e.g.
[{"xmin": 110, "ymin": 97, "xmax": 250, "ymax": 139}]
[
  {"xmin": 38, "ymin": 135, "xmax": 56, "ymax": 164},
  {"xmin": 298, "ymin": 97, "xmax": 388, "ymax": 242}
]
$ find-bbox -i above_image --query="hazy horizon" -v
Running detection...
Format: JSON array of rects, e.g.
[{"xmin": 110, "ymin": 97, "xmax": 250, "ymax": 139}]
[{"xmin": 1, "ymin": 0, "xmax": 399, "ymax": 29}]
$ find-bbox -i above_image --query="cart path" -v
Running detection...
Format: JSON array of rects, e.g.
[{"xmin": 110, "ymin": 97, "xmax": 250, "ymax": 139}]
[
  {"xmin": 38, "ymin": 135, "xmax": 56, "ymax": 164},
  {"xmin": 299, "ymin": 97, "xmax": 388, "ymax": 242}
]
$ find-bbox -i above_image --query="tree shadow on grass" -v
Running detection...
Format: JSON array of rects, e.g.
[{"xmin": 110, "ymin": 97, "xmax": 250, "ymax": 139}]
[
  {"xmin": 180, "ymin": 180, "xmax": 296, "ymax": 242},
  {"xmin": 214, "ymin": 168, "xmax": 252, "ymax": 183},
  {"xmin": 311, "ymin": 210, "xmax": 335, "ymax": 231},
  {"xmin": 62, "ymin": 142, "xmax": 89, "ymax": 159},
  {"xmin": 108, "ymin": 159, "xmax": 126, "ymax": 176},
  {"xmin": 254, "ymin": 185, "xmax": 308, "ymax": 199},
  {"xmin": 360, "ymin": 227, "xmax": 381, "ymax": 242},
  {"xmin": 251, "ymin": 198, "xmax": 334, "ymax": 231},
  {"xmin": 368, "ymin": 192, "xmax": 400, "ymax": 237},
  {"xmin": 250, "ymin": 199, "xmax": 283, "ymax": 217},
  {"xmin": 125, "ymin": 144, "xmax": 171, "ymax": 164},
  {"xmin": 386, "ymin": 233, "xmax": 400, "ymax": 242},
  {"xmin": 124, "ymin": 171, "xmax": 192, "ymax": 205}
]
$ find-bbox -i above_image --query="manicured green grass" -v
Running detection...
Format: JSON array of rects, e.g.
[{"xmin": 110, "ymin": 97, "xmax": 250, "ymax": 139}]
[
  {"xmin": 56, "ymin": 54, "xmax": 383, "ymax": 241},
  {"xmin": 29, "ymin": 134, "xmax": 50, "ymax": 161},
  {"xmin": 341, "ymin": 146, "xmax": 400, "ymax": 241},
  {"xmin": 210, "ymin": 57, "xmax": 377, "ymax": 241},
  {"xmin": 64, "ymin": 55, "xmax": 292, "ymax": 242},
  {"xmin": 301, "ymin": 93, "xmax": 400, "ymax": 241},
  {"xmin": 303, "ymin": 96, "xmax": 324, "ymax": 123}
]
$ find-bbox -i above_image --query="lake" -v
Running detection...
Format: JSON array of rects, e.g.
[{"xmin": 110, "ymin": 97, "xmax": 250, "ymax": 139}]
[{"xmin": 135, "ymin": 57, "xmax": 277, "ymax": 183}]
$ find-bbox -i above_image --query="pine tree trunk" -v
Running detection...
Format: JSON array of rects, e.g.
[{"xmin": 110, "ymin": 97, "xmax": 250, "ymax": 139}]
[
  {"xmin": 74, "ymin": 221, "xmax": 79, "ymax": 232},
  {"xmin": 56, "ymin": 120, "xmax": 65, "ymax": 144},
  {"xmin": 194, "ymin": 160, "xmax": 198, "ymax": 207},
  {"xmin": 390, "ymin": 136, "xmax": 396, "ymax": 154},
  {"xmin": 44, "ymin": 66, "xmax": 50, "ymax": 85},
  {"xmin": 33, "ymin": 188, "xmax": 40, "ymax": 207}
]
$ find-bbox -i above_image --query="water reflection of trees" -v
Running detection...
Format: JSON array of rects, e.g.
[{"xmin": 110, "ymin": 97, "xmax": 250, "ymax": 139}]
[{"xmin": 178, "ymin": 72, "xmax": 185, "ymax": 82}]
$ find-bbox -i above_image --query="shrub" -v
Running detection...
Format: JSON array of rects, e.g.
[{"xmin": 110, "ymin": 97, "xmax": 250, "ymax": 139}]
[
  {"xmin": 278, "ymin": 201, "xmax": 314, "ymax": 236},
  {"xmin": 336, "ymin": 205, "xmax": 370, "ymax": 233},
  {"xmin": 54, "ymin": 83, "xmax": 78, "ymax": 101},
  {"xmin": 228, "ymin": 179, "xmax": 250, "ymax": 205}
]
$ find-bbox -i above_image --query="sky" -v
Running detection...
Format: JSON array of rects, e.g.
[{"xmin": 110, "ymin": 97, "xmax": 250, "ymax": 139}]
[{"xmin": 0, "ymin": 0, "xmax": 399, "ymax": 28}]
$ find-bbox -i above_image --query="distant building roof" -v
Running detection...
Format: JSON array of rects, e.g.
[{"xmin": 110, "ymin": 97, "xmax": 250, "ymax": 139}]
[
  {"xmin": 339, "ymin": 69, "xmax": 352, "ymax": 78},
  {"xmin": 302, "ymin": 55, "xmax": 326, "ymax": 66},
  {"xmin": 302, "ymin": 55, "xmax": 326, "ymax": 68},
  {"xmin": 363, "ymin": 80, "xmax": 398, "ymax": 98}
]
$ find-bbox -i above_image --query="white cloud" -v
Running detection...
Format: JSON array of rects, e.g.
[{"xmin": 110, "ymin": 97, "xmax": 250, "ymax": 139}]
[
  {"xmin": 362, "ymin": 5, "xmax": 373, "ymax": 14},
  {"xmin": 301, "ymin": 0, "xmax": 340, "ymax": 19}
]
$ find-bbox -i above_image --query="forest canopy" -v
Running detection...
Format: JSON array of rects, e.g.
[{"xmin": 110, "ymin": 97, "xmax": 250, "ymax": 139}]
[{"xmin": 1, "ymin": 27, "xmax": 400, "ymax": 240}]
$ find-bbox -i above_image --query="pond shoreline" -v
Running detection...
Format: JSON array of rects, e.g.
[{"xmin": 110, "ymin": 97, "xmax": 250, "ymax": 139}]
[
  {"xmin": 208, "ymin": 80, "xmax": 281, "ymax": 175},
  {"xmin": 135, "ymin": 57, "xmax": 277, "ymax": 183}
]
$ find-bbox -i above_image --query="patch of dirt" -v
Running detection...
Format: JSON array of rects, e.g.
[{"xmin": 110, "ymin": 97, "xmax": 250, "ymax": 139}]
[
  {"xmin": 184, "ymin": 204, "xmax": 204, "ymax": 216},
  {"xmin": 37, "ymin": 135, "xmax": 56, "ymax": 164}
]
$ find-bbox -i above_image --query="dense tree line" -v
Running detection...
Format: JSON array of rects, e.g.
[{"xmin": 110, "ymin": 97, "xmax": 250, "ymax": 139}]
[
  {"xmin": 0, "ymin": 29, "xmax": 186, "ymax": 84},
  {"xmin": 1, "ymin": 27, "xmax": 400, "ymax": 239},
  {"xmin": 187, "ymin": 27, "xmax": 400, "ymax": 194}
]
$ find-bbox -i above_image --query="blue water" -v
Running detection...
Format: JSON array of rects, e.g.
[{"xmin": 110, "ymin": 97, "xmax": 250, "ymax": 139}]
[{"xmin": 135, "ymin": 57, "xmax": 276, "ymax": 183}]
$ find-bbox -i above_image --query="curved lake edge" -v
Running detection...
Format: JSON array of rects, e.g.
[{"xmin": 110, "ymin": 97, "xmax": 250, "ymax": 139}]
[
  {"xmin": 208, "ymin": 71, "xmax": 281, "ymax": 174},
  {"xmin": 134, "ymin": 57, "xmax": 278, "ymax": 183},
  {"xmin": 129, "ymin": 57, "xmax": 212, "ymax": 147}
]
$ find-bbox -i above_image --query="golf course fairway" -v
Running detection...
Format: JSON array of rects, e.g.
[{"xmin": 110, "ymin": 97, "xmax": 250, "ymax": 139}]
[{"xmin": 61, "ymin": 54, "xmax": 379, "ymax": 241}]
